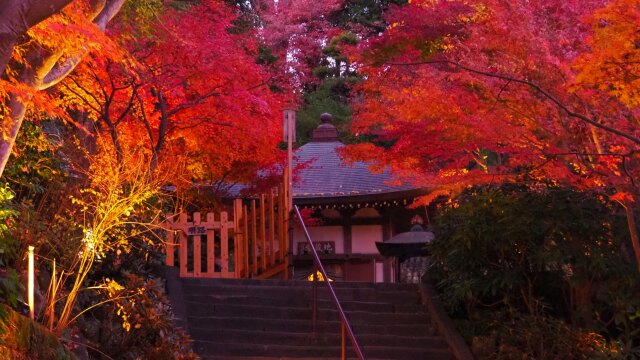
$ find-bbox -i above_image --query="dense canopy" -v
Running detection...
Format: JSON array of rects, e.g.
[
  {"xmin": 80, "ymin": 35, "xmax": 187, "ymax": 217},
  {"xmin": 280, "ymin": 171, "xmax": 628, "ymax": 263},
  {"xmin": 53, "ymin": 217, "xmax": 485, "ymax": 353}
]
[{"xmin": 0, "ymin": 0, "xmax": 639, "ymax": 358}]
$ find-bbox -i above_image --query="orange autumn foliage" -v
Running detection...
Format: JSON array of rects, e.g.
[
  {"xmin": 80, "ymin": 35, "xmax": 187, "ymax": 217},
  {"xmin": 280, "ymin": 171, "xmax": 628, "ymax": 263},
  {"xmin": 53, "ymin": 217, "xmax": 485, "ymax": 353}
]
[{"xmin": 56, "ymin": 0, "xmax": 291, "ymax": 186}]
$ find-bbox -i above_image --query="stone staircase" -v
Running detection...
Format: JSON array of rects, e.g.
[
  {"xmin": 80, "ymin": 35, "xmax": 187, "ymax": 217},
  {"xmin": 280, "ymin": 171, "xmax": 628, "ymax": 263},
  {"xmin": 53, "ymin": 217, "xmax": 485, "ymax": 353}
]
[{"xmin": 170, "ymin": 276, "xmax": 455, "ymax": 360}]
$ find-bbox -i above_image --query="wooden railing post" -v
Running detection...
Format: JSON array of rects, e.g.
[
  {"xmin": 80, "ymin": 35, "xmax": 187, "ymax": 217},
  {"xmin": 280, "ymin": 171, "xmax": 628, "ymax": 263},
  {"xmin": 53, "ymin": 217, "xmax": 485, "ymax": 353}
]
[
  {"xmin": 260, "ymin": 194, "xmax": 267, "ymax": 272},
  {"xmin": 221, "ymin": 211, "xmax": 230, "ymax": 277},
  {"xmin": 193, "ymin": 212, "xmax": 202, "ymax": 277},
  {"xmin": 277, "ymin": 183, "xmax": 284, "ymax": 264},
  {"xmin": 233, "ymin": 199, "xmax": 244, "ymax": 278},
  {"xmin": 251, "ymin": 199, "xmax": 258, "ymax": 276},
  {"xmin": 243, "ymin": 204, "xmax": 250, "ymax": 277},
  {"xmin": 178, "ymin": 213, "xmax": 188, "ymax": 277},
  {"xmin": 165, "ymin": 221, "xmax": 175, "ymax": 267},
  {"xmin": 206, "ymin": 213, "xmax": 215, "ymax": 277},
  {"xmin": 268, "ymin": 189, "xmax": 276, "ymax": 266}
]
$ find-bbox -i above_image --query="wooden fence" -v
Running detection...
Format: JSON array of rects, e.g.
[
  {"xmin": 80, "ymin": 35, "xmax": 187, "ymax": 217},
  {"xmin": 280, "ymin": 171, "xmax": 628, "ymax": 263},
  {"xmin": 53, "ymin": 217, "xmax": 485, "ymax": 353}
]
[{"xmin": 165, "ymin": 181, "xmax": 290, "ymax": 279}]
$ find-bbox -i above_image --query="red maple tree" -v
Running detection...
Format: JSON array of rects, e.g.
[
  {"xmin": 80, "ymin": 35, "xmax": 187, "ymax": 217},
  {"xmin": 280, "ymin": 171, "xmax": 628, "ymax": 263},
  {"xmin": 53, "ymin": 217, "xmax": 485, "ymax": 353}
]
[
  {"xmin": 58, "ymin": 0, "xmax": 291, "ymax": 186},
  {"xmin": 345, "ymin": 0, "xmax": 640, "ymax": 268}
]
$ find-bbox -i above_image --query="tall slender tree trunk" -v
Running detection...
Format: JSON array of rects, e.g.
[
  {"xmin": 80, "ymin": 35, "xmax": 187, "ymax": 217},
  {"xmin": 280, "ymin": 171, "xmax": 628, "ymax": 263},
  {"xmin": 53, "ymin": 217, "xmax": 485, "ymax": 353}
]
[{"xmin": 624, "ymin": 201, "xmax": 640, "ymax": 272}]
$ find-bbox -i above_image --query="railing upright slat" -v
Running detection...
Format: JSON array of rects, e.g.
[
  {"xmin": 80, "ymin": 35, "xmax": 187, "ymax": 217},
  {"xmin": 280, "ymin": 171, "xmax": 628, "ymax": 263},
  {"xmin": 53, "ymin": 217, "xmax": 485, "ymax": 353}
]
[
  {"xmin": 260, "ymin": 194, "xmax": 267, "ymax": 272},
  {"xmin": 251, "ymin": 200, "xmax": 258, "ymax": 276}
]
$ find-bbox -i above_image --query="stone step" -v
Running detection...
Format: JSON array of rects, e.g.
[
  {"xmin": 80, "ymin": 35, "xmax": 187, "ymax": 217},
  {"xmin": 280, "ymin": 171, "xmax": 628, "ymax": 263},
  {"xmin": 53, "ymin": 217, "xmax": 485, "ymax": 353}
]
[
  {"xmin": 188, "ymin": 316, "xmax": 436, "ymax": 337},
  {"xmin": 200, "ymin": 357, "xmax": 369, "ymax": 360},
  {"xmin": 193, "ymin": 340, "xmax": 454, "ymax": 359},
  {"xmin": 188, "ymin": 328, "xmax": 449, "ymax": 349},
  {"xmin": 181, "ymin": 284, "xmax": 420, "ymax": 303},
  {"xmin": 174, "ymin": 277, "xmax": 454, "ymax": 359},
  {"xmin": 183, "ymin": 295, "xmax": 423, "ymax": 313},
  {"xmin": 200, "ymin": 357, "xmax": 433, "ymax": 360},
  {"xmin": 184, "ymin": 303, "xmax": 429, "ymax": 325},
  {"xmin": 179, "ymin": 278, "xmax": 418, "ymax": 291},
  {"xmin": 200, "ymin": 357, "xmax": 366, "ymax": 360}
]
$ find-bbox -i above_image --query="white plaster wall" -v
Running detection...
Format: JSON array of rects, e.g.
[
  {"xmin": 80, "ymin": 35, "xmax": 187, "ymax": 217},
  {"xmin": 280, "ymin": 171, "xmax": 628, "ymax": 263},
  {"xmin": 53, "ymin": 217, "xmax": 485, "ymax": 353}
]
[
  {"xmin": 351, "ymin": 225, "xmax": 383, "ymax": 254},
  {"xmin": 293, "ymin": 225, "xmax": 344, "ymax": 254},
  {"xmin": 375, "ymin": 261, "xmax": 384, "ymax": 283}
]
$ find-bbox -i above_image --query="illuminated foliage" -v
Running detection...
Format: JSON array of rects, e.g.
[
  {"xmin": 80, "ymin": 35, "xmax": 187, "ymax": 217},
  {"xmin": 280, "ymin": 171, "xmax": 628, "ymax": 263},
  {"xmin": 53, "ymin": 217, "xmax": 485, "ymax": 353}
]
[
  {"xmin": 346, "ymin": 0, "xmax": 640, "ymax": 267},
  {"xmin": 0, "ymin": 0, "xmax": 126, "ymax": 177}
]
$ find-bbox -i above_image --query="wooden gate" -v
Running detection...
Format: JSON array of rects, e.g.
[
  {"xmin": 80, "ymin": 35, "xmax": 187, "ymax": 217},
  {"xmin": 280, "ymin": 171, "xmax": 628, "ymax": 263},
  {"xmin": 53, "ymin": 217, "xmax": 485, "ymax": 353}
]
[
  {"xmin": 165, "ymin": 211, "xmax": 236, "ymax": 278},
  {"xmin": 165, "ymin": 181, "xmax": 290, "ymax": 279}
]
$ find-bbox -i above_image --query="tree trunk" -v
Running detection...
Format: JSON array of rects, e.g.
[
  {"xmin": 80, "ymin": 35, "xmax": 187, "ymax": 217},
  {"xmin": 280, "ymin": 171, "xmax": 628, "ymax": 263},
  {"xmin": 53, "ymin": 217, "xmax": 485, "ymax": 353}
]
[
  {"xmin": 0, "ymin": 46, "xmax": 62, "ymax": 176},
  {"xmin": 0, "ymin": 0, "xmax": 73, "ymax": 77},
  {"xmin": 151, "ymin": 91, "xmax": 170, "ymax": 171},
  {"xmin": 624, "ymin": 201, "xmax": 640, "ymax": 272},
  {"xmin": 0, "ymin": 0, "xmax": 124, "ymax": 178}
]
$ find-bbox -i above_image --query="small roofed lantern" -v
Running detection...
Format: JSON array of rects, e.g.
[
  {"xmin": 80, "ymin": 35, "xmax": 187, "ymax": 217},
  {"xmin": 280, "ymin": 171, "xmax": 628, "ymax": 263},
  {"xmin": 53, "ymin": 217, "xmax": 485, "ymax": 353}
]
[{"xmin": 376, "ymin": 215, "xmax": 435, "ymax": 261}]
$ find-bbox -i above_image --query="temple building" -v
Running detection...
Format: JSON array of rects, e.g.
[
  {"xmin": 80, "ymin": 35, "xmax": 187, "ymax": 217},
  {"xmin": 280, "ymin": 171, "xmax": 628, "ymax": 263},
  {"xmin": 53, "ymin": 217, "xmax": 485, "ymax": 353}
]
[{"xmin": 290, "ymin": 113, "xmax": 432, "ymax": 283}]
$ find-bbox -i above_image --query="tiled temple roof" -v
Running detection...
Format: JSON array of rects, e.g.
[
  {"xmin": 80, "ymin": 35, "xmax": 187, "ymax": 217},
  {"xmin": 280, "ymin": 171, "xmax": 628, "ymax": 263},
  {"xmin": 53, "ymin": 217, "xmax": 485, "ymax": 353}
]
[{"xmin": 292, "ymin": 113, "xmax": 416, "ymax": 200}]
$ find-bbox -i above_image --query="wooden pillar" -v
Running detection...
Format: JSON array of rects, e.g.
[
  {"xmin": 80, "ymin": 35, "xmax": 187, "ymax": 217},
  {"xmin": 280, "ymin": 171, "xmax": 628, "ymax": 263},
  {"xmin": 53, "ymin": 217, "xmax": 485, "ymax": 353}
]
[
  {"xmin": 230, "ymin": 199, "xmax": 239, "ymax": 279},
  {"xmin": 178, "ymin": 213, "xmax": 189, "ymax": 277},
  {"xmin": 206, "ymin": 213, "xmax": 215, "ymax": 277},
  {"xmin": 260, "ymin": 194, "xmax": 267, "ymax": 272},
  {"xmin": 276, "ymin": 185, "xmax": 282, "ymax": 263},
  {"xmin": 243, "ymin": 204, "xmax": 250, "ymax": 276},
  {"xmin": 193, "ymin": 212, "xmax": 202, "ymax": 277},
  {"xmin": 380, "ymin": 207, "xmax": 394, "ymax": 241},
  {"xmin": 282, "ymin": 180, "xmax": 291, "ymax": 280},
  {"xmin": 165, "ymin": 227, "xmax": 175, "ymax": 266},
  {"xmin": 340, "ymin": 209, "xmax": 355, "ymax": 254},
  {"xmin": 384, "ymin": 258, "xmax": 393, "ymax": 283},
  {"xmin": 278, "ymin": 183, "xmax": 287, "ymax": 264},
  {"xmin": 251, "ymin": 199, "xmax": 258, "ymax": 276},
  {"xmin": 221, "ymin": 211, "xmax": 230, "ymax": 277},
  {"xmin": 340, "ymin": 209, "xmax": 355, "ymax": 282},
  {"xmin": 233, "ymin": 199, "xmax": 245, "ymax": 278},
  {"xmin": 268, "ymin": 189, "xmax": 276, "ymax": 266}
]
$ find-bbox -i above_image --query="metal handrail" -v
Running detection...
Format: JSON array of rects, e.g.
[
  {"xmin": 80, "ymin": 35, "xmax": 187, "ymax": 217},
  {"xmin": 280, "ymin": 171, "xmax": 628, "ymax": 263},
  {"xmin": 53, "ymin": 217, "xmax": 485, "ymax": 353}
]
[{"xmin": 293, "ymin": 205, "xmax": 365, "ymax": 360}]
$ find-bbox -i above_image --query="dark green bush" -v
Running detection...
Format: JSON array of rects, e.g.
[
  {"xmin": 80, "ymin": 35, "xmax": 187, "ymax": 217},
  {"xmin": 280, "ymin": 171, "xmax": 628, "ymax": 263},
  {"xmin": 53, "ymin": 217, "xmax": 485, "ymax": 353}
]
[{"xmin": 428, "ymin": 183, "xmax": 640, "ymax": 357}]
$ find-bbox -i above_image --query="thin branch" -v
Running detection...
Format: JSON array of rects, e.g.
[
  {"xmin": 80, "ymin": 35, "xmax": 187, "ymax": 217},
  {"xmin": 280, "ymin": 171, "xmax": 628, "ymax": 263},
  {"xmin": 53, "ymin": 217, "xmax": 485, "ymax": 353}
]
[
  {"xmin": 382, "ymin": 60, "xmax": 640, "ymax": 146},
  {"xmin": 166, "ymin": 86, "xmax": 223, "ymax": 117},
  {"xmin": 164, "ymin": 117, "xmax": 232, "ymax": 137},
  {"xmin": 60, "ymin": 81, "xmax": 102, "ymax": 114},
  {"xmin": 113, "ymin": 82, "xmax": 137, "ymax": 126},
  {"xmin": 133, "ymin": 86, "xmax": 156, "ymax": 150},
  {"xmin": 86, "ymin": 64, "xmax": 109, "ymax": 104}
]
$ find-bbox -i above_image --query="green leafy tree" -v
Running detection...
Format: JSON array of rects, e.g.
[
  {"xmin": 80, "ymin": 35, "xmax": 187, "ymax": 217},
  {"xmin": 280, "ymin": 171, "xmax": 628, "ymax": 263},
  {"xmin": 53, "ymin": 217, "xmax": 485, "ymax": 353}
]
[{"xmin": 428, "ymin": 183, "xmax": 640, "ymax": 357}]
